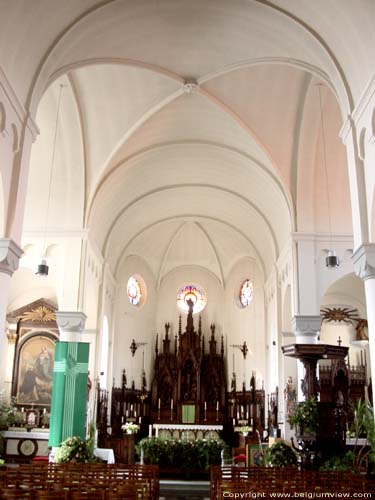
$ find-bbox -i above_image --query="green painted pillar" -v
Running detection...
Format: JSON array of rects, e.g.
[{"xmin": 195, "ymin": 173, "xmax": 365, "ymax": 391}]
[{"xmin": 49, "ymin": 312, "xmax": 88, "ymax": 448}]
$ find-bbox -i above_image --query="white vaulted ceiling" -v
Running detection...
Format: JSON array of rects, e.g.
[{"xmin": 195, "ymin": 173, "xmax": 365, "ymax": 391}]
[{"xmin": 5, "ymin": 0, "xmax": 361, "ymax": 285}]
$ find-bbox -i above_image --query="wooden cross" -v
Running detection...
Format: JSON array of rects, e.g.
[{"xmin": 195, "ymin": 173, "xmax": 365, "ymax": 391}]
[{"xmin": 337, "ymin": 336, "xmax": 342, "ymax": 346}]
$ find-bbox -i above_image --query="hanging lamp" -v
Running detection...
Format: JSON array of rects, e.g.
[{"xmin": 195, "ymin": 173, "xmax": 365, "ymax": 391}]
[
  {"xmin": 36, "ymin": 84, "xmax": 64, "ymax": 276},
  {"xmin": 317, "ymin": 85, "xmax": 340, "ymax": 268}
]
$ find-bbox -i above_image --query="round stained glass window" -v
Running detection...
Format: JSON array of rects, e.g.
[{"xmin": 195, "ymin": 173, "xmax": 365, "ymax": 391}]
[
  {"xmin": 127, "ymin": 276, "xmax": 142, "ymax": 306},
  {"xmin": 177, "ymin": 284, "xmax": 207, "ymax": 314},
  {"xmin": 240, "ymin": 279, "xmax": 253, "ymax": 308}
]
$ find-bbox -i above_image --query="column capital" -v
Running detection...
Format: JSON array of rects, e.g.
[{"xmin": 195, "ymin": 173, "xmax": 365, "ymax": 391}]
[
  {"xmin": 0, "ymin": 239, "xmax": 23, "ymax": 276},
  {"xmin": 352, "ymin": 243, "xmax": 375, "ymax": 280},
  {"xmin": 56, "ymin": 311, "xmax": 87, "ymax": 342},
  {"xmin": 291, "ymin": 315, "xmax": 321, "ymax": 344}
]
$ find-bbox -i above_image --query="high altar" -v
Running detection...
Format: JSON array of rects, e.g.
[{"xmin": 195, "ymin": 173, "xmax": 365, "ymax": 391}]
[{"xmin": 97, "ymin": 300, "xmax": 266, "ymax": 454}]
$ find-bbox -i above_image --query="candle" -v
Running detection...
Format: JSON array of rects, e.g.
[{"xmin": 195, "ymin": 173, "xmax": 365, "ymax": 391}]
[
  {"xmin": 126, "ymin": 410, "xmax": 129, "ymax": 417},
  {"xmin": 130, "ymin": 404, "xmax": 133, "ymax": 411},
  {"xmin": 204, "ymin": 401, "xmax": 207, "ymax": 410},
  {"xmin": 246, "ymin": 411, "xmax": 249, "ymax": 419},
  {"xmin": 149, "ymin": 425, "xmax": 152, "ymax": 437},
  {"xmin": 21, "ymin": 407, "xmax": 24, "ymax": 413},
  {"xmin": 139, "ymin": 416, "xmax": 142, "ymax": 424},
  {"xmin": 216, "ymin": 401, "xmax": 219, "ymax": 411},
  {"xmin": 171, "ymin": 399, "xmax": 173, "ymax": 410},
  {"xmin": 158, "ymin": 398, "xmax": 161, "ymax": 409},
  {"xmin": 233, "ymin": 418, "xmax": 235, "ymax": 426},
  {"xmin": 237, "ymin": 411, "xmax": 239, "ymax": 419},
  {"xmin": 43, "ymin": 408, "xmax": 46, "ymax": 414},
  {"xmin": 134, "ymin": 411, "xmax": 137, "ymax": 418}
]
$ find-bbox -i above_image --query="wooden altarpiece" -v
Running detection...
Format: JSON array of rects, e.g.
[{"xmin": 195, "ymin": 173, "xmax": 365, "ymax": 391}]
[{"xmin": 151, "ymin": 299, "xmax": 226, "ymax": 424}]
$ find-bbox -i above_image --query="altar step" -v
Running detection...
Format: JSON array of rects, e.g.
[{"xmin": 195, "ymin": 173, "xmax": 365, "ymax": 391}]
[{"xmin": 159, "ymin": 479, "xmax": 210, "ymax": 500}]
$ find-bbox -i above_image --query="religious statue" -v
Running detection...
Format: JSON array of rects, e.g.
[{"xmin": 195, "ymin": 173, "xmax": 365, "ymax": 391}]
[{"xmin": 284, "ymin": 376, "xmax": 296, "ymax": 418}]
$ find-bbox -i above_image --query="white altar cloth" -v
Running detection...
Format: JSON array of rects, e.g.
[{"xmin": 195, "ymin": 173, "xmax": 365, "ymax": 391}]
[{"xmin": 94, "ymin": 447, "xmax": 115, "ymax": 464}]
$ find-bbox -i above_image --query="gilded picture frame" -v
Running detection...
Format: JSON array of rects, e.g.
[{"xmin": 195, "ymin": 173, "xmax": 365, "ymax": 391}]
[{"xmin": 15, "ymin": 332, "xmax": 56, "ymax": 406}]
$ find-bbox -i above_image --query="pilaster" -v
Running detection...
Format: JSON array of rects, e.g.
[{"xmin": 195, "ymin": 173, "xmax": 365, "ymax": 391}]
[
  {"xmin": 0, "ymin": 239, "xmax": 23, "ymax": 275},
  {"xmin": 352, "ymin": 243, "xmax": 375, "ymax": 280},
  {"xmin": 0, "ymin": 239, "xmax": 23, "ymax": 389},
  {"xmin": 352, "ymin": 244, "xmax": 375, "ymax": 406}
]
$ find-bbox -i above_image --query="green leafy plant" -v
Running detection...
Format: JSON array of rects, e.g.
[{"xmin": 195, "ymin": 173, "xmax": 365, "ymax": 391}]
[
  {"xmin": 0, "ymin": 391, "xmax": 17, "ymax": 430},
  {"xmin": 136, "ymin": 437, "xmax": 228, "ymax": 470},
  {"xmin": 54, "ymin": 434, "xmax": 96, "ymax": 463},
  {"xmin": 349, "ymin": 399, "xmax": 375, "ymax": 473},
  {"xmin": 320, "ymin": 451, "xmax": 354, "ymax": 471},
  {"xmin": 264, "ymin": 441, "xmax": 297, "ymax": 467},
  {"xmin": 288, "ymin": 397, "xmax": 318, "ymax": 435}
]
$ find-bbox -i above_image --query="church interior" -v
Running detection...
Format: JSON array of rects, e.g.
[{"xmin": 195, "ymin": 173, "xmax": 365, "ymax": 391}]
[{"xmin": 1, "ymin": 0, "xmax": 375, "ymax": 497}]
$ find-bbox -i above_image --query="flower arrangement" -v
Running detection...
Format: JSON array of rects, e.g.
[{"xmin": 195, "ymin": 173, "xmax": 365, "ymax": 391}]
[
  {"xmin": 264, "ymin": 441, "xmax": 297, "ymax": 467},
  {"xmin": 288, "ymin": 396, "xmax": 318, "ymax": 436},
  {"xmin": 0, "ymin": 391, "xmax": 17, "ymax": 430},
  {"xmin": 239, "ymin": 426, "xmax": 252, "ymax": 436},
  {"xmin": 122, "ymin": 422, "xmax": 140, "ymax": 434},
  {"xmin": 136, "ymin": 437, "xmax": 228, "ymax": 470},
  {"xmin": 54, "ymin": 435, "xmax": 95, "ymax": 463}
]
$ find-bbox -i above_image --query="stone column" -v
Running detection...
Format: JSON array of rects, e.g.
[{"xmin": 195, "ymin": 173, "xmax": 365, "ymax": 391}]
[
  {"xmin": 352, "ymin": 244, "xmax": 375, "ymax": 407},
  {"xmin": 49, "ymin": 311, "xmax": 89, "ymax": 447},
  {"xmin": 291, "ymin": 315, "xmax": 321, "ymax": 400},
  {"xmin": 0, "ymin": 239, "xmax": 23, "ymax": 392}
]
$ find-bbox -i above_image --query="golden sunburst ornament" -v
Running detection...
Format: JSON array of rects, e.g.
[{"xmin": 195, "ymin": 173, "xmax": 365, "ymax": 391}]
[{"xmin": 21, "ymin": 306, "xmax": 56, "ymax": 323}]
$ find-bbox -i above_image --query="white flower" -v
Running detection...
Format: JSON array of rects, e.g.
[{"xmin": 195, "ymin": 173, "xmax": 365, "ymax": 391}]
[{"xmin": 121, "ymin": 422, "xmax": 140, "ymax": 433}]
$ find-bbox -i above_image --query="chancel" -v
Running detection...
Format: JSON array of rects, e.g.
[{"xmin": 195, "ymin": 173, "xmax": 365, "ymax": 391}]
[{"xmin": 0, "ymin": 1, "xmax": 375, "ymax": 498}]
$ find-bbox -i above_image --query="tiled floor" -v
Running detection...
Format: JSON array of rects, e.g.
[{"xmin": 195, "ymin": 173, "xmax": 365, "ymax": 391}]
[{"xmin": 159, "ymin": 480, "xmax": 210, "ymax": 500}]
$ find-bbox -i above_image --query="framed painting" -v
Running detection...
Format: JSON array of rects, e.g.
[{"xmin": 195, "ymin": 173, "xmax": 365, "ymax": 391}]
[
  {"xmin": 15, "ymin": 333, "xmax": 56, "ymax": 406},
  {"xmin": 247, "ymin": 444, "xmax": 268, "ymax": 466}
]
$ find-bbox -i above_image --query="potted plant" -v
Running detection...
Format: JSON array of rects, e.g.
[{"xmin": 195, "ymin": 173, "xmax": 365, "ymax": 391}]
[
  {"xmin": 289, "ymin": 397, "xmax": 318, "ymax": 469},
  {"xmin": 54, "ymin": 435, "xmax": 96, "ymax": 463},
  {"xmin": 239, "ymin": 425, "xmax": 252, "ymax": 436},
  {"xmin": 349, "ymin": 399, "xmax": 375, "ymax": 474},
  {"xmin": 264, "ymin": 441, "xmax": 297, "ymax": 467},
  {"xmin": 122, "ymin": 422, "xmax": 140, "ymax": 434},
  {"xmin": 0, "ymin": 391, "xmax": 17, "ymax": 430},
  {"xmin": 288, "ymin": 396, "xmax": 318, "ymax": 437}
]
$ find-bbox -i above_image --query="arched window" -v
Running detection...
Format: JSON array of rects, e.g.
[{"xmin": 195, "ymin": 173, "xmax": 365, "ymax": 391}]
[
  {"xmin": 177, "ymin": 284, "xmax": 207, "ymax": 314},
  {"xmin": 127, "ymin": 276, "xmax": 142, "ymax": 306},
  {"xmin": 239, "ymin": 279, "xmax": 253, "ymax": 307}
]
